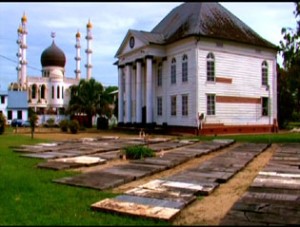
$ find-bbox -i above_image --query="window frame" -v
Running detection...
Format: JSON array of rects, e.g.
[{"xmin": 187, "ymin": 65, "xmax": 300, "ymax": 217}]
[
  {"xmin": 157, "ymin": 96, "xmax": 162, "ymax": 116},
  {"xmin": 206, "ymin": 53, "xmax": 215, "ymax": 82},
  {"xmin": 171, "ymin": 95, "xmax": 177, "ymax": 116},
  {"xmin": 171, "ymin": 58, "xmax": 176, "ymax": 84},
  {"xmin": 262, "ymin": 60, "xmax": 268, "ymax": 86},
  {"xmin": 157, "ymin": 62, "xmax": 162, "ymax": 87},
  {"xmin": 261, "ymin": 97, "xmax": 269, "ymax": 116},
  {"xmin": 182, "ymin": 94, "xmax": 188, "ymax": 116},
  {"xmin": 182, "ymin": 55, "xmax": 188, "ymax": 82},
  {"xmin": 206, "ymin": 94, "xmax": 216, "ymax": 116}
]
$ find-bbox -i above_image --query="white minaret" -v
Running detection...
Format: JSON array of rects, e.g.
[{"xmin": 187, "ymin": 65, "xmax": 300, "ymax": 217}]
[
  {"xmin": 16, "ymin": 24, "xmax": 22, "ymax": 86},
  {"xmin": 74, "ymin": 30, "xmax": 81, "ymax": 80},
  {"xmin": 85, "ymin": 19, "xmax": 93, "ymax": 80},
  {"xmin": 20, "ymin": 12, "xmax": 28, "ymax": 88}
]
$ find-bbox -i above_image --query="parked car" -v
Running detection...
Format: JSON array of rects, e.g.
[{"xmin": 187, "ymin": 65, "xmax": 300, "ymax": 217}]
[
  {"xmin": 11, "ymin": 119, "xmax": 24, "ymax": 127},
  {"xmin": 23, "ymin": 120, "xmax": 31, "ymax": 127}
]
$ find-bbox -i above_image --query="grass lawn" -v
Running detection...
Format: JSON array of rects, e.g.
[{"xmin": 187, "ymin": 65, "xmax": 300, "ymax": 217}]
[{"xmin": 0, "ymin": 132, "xmax": 170, "ymax": 226}]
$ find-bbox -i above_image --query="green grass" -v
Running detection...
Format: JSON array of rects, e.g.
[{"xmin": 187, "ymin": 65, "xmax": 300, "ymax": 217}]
[
  {"xmin": 0, "ymin": 133, "xmax": 169, "ymax": 226},
  {"xmin": 183, "ymin": 132, "xmax": 300, "ymax": 143}
]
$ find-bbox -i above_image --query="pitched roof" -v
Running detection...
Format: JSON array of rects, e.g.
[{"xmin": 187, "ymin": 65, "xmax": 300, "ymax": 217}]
[
  {"xmin": 7, "ymin": 91, "xmax": 28, "ymax": 109},
  {"xmin": 151, "ymin": 2, "xmax": 277, "ymax": 49},
  {"xmin": 0, "ymin": 90, "xmax": 8, "ymax": 96}
]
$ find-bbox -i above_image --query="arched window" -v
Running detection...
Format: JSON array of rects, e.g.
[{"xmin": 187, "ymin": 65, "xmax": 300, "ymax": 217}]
[
  {"xmin": 262, "ymin": 61, "xmax": 268, "ymax": 86},
  {"xmin": 171, "ymin": 58, "xmax": 176, "ymax": 84},
  {"xmin": 41, "ymin": 85, "xmax": 45, "ymax": 99},
  {"xmin": 182, "ymin": 55, "xmax": 188, "ymax": 82},
  {"xmin": 32, "ymin": 84, "xmax": 37, "ymax": 99},
  {"xmin": 207, "ymin": 53, "xmax": 215, "ymax": 82},
  {"xmin": 52, "ymin": 86, "xmax": 54, "ymax": 99},
  {"xmin": 57, "ymin": 86, "xmax": 60, "ymax": 99}
]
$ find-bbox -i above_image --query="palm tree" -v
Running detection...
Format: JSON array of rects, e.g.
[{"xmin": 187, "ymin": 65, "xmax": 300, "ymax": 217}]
[{"xmin": 68, "ymin": 78, "xmax": 103, "ymax": 128}]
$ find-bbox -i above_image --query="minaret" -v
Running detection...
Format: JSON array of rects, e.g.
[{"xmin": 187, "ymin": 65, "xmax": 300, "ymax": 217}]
[
  {"xmin": 74, "ymin": 30, "xmax": 81, "ymax": 80},
  {"xmin": 85, "ymin": 19, "xmax": 93, "ymax": 80},
  {"xmin": 20, "ymin": 12, "xmax": 28, "ymax": 88},
  {"xmin": 16, "ymin": 24, "xmax": 22, "ymax": 86}
]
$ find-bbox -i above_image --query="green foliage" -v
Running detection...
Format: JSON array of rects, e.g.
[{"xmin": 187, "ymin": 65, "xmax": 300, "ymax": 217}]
[
  {"xmin": 28, "ymin": 109, "xmax": 39, "ymax": 139},
  {"xmin": 68, "ymin": 119, "xmax": 79, "ymax": 134},
  {"xmin": 68, "ymin": 78, "xmax": 103, "ymax": 128},
  {"xmin": 46, "ymin": 118, "xmax": 55, "ymax": 128},
  {"xmin": 0, "ymin": 113, "xmax": 6, "ymax": 135},
  {"xmin": 0, "ymin": 134, "xmax": 166, "ymax": 225},
  {"xmin": 122, "ymin": 145, "xmax": 155, "ymax": 160},
  {"xmin": 59, "ymin": 119, "xmax": 69, "ymax": 132}
]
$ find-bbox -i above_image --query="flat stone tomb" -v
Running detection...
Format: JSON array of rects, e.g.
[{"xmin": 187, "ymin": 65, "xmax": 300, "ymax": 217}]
[
  {"xmin": 38, "ymin": 156, "xmax": 106, "ymax": 170},
  {"xmin": 220, "ymin": 143, "xmax": 300, "ymax": 226},
  {"xmin": 92, "ymin": 141, "xmax": 274, "ymax": 221},
  {"xmin": 54, "ymin": 139, "xmax": 234, "ymax": 192}
]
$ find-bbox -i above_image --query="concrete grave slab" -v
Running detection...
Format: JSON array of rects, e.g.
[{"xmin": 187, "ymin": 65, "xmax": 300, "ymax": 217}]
[{"xmin": 91, "ymin": 198, "xmax": 181, "ymax": 221}]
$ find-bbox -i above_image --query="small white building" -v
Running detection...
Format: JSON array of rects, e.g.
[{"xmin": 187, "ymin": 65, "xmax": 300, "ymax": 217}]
[{"xmin": 115, "ymin": 2, "xmax": 278, "ymax": 134}]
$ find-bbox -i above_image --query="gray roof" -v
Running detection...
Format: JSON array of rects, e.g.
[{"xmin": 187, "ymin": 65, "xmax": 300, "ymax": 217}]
[
  {"xmin": 7, "ymin": 90, "xmax": 28, "ymax": 109},
  {"xmin": 0, "ymin": 90, "xmax": 8, "ymax": 96},
  {"xmin": 150, "ymin": 2, "xmax": 277, "ymax": 49}
]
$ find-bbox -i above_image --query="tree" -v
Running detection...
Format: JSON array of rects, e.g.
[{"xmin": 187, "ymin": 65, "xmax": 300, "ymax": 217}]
[
  {"xmin": 279, "ymin": 2, "xmax": 300, "ymax": 125},
  {"xmin": 0, "ymin": 112, "xmax": 6, "ymax": 135},
  {"xmin": 28, "ymin": 108, "xmax": 38, "ymax": 139},
  {"xmin": 100, "ymin": 86, "xmax": 118, "ymax": 118},
  {"xmin": 68, "ymin": 78, "xmax": 103, "ymax": 128}
]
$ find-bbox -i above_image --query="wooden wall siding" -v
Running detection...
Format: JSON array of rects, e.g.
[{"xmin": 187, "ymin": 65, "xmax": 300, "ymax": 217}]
[
  {"xmin": 216, "ymin": 96, "xmax": 261, "ymax": 104},
  {"xmin": 216, "ymin": 77, "xmax": 232, "ymax": 84}
]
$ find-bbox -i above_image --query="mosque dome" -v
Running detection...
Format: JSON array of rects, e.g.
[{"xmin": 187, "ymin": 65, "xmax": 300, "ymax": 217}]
[{"xmin": 41, "ymin": 41, "xmax": 66, "ymax": 67}]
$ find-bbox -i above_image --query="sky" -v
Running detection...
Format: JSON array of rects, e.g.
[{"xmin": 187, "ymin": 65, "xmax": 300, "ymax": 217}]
[{"xmin": 0, "ymin": 2, "xmax": 297, "ymax": 91}]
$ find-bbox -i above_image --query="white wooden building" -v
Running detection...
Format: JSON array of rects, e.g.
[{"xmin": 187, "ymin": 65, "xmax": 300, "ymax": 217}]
[{"xmin": 114, "ymin": 2, "xmax": 278, "ymax": 134}]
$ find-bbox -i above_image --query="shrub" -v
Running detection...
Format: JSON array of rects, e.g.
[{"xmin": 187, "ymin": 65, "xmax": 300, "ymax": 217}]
[
  {"xmin": 122, "ymin": 145, "xmax": 155, "ymax": 160},
  {"xmin": 69, "ymin": 119, "xmax": 79, "ymax": 134},
  {"xmin": 0, "ymin": 114, "xmax": 6, "ymax": 135},
  {"xmin": 59, "ymin": 119, "xmax": 69, "ymax": 132},
  {"xmin": 45, "ymin": 118, "xmax": 55, "ymax": 128}
]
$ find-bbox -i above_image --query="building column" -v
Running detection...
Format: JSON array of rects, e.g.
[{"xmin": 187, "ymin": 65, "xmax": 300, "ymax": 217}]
[
  {"xmin": 125, "ymin": 63, "xmax": 132, "ymax": 123},
  {"xmin": 136, "ymin": 59, "xmax": 142, "ymax": 124},
  {"xmin": 118, "ymin": 66, "xmax": 124, "ymax": 123},
  {"xmin": 146, "ymin": 56, "xmax": 153, "ymax": 124}
]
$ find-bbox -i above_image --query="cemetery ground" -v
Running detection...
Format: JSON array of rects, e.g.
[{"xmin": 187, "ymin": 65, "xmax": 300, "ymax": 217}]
[{"xmin": 1, "ymin": 127, "xmax": 300, "ymax": 225}]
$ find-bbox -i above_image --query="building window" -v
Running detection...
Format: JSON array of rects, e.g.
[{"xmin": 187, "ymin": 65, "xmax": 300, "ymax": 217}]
[
  {"xmin": 1, "ymin": 96, "xmax": 5, "ymax": 104},
  {"xmin": 32, "ymin": 84, "xmax": 37, "ymax": 99},
  {"xmin": 171, "ymin": 58, "xmax": 176, "ymax": 84},
  {"xmin": 262, "ymin": 61, "xmax": 268, "ymax": 86},
  {"xmin": 52, "ymin": 86, "xmax": 54, "ymax": 99},
  {"xmin": 8, "ymin": 110, "xmax": 12, "ymax": 120},
  {"xmin": 41, "ymin": 85, "xmax": 45, "ymax": 99},
  {"xmin": 157, "ymin": 63, "xmax": 162, "ymax": 87},
  {"xmin": 207, "ymin": 53, "xmax": 215, "ymax": 82},
  {"xmin": 262, "ymin": 97, "xmax": 269, "ymax": 116},
  {"xmin": 207, "ymin": 94, "xmax": 215, "ymax": 115},
  {"xmin": 171, "ymin": 95, "xmax": 176, "ymax": 116},
  {"xmin": 62, "ymin": 86, "xmax": 64, "ymax": 99},
  {"xmin": 157, "ymin": 96, "xmax": 162, "ymax": 116},
  {"xmin": 57, "ymin": 86, "xmax": 60, "ymax": 99},
  {"xmin": 182, "ymin": 55, "xmax": 188, "ymax": 82},
  {"xmin": 182, "ymin": 94, "xmax": 188, "ymax": 116},
  {"xmin": 17, "ymin": 110, "xmax": 22, "ymax": 120}
]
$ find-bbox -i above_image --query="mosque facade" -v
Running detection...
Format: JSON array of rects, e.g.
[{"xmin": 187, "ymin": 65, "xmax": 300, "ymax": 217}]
[{"xmin": 3, "ymin": 13, "xmax": 93, "ymax": 125}]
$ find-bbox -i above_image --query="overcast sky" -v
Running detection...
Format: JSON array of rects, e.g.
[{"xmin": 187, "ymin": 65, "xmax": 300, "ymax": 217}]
[{"xmin": 0, "ymin": 2, "xmax": 297, "ymax": 91}]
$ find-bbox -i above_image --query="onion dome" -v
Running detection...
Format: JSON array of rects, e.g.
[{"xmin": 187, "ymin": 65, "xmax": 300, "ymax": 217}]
[
  {"xmin": 21, "ymin": 13, "xmax": 27, "ymax": 23},
  {"xmin": 41, "ymin": 41, "xmax": 66, "ymax": 67},
  {"xmin": 76, "ymin": 31, "xmax": 81, "ymax": 38},
  {"xmin": 87, "ymin": 19, "xmax": 92, "ymax": 29}
]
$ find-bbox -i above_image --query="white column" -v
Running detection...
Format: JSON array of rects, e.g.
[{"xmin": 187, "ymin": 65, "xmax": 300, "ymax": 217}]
[
  {"xmin": 75, "ymin": 31, "xmax": 81, "ymax": 80},
  {"xmin": 146, "ymin": 56, "xmax": 153, "ymax": 123},
  {"xmin": 85, "ymin": 20, "xmax": 93, "ymax": 80},
  {"xmin": 20, "ymin": 13, "xmax": 28, "ymax": 88},
  {"xmin": 16, "ymin": 25, "xmax": 22, "ymax": 84},
  {"xmin": 125, "ymin": 63, "xmax": 132, "ymax": 123},
  {"xmin": 118, "ymin": 66, "xmax": 124, "ymax": 123},
  {"xmin": 136, "ymin": 59, "xmax": 142, "ymax": 123}
]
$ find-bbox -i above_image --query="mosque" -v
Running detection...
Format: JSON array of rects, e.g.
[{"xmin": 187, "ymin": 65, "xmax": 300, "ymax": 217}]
[{"xmin": 3, "ymin": 13, "xmax": 93, "ymax": 125}]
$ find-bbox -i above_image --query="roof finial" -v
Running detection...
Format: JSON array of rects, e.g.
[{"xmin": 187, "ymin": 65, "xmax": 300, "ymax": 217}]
[{"xmin": 51, "ymin": 32, "xmax": 56, "ymax": 40}]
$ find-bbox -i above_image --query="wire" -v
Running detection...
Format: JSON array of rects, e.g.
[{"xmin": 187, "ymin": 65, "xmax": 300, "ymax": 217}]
[{"xmin": 0, "ymin": 54, "xmax": 41, "ymax": 71}]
